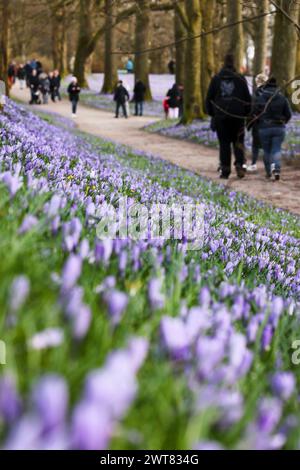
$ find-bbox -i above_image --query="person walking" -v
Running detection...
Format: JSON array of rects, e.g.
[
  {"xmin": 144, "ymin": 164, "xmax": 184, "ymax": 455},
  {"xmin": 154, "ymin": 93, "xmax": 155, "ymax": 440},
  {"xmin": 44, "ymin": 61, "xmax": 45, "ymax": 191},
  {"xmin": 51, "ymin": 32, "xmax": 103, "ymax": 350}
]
[
  {"xmin": 247, "ymin": 73, "xmax": 268, "ymax": 172},
  {"xmin": 51, "ymin": 70, "xmax": 61, "ymax": 102},
  {"xmin": 39, "ymin": 72, "xmax": 50, "ymax": 104},
  {"xmin": 67, "ymin": 76, "xmax": 81, "ymax": 117},
  {"xmin": 29, "ymin": 69, "xmax": 41, "ymax": 104},
  {"xmin": 7, "ymin": 62, "xmax": 17, "ymax": 88},
  {"xmin": 114, "ymin": 80, "xmax": 129, "ymax": 118},
  {"xmin": 133, "ymin": 80, "xmax": 146, "ymax": 116},
  {"xmin": 206, "ymin": 54, "xmax": 252, "ymax": 179},
  {"xmin": 168, "ymin": 59, "xmax": 175, "ymax": 75},
  {"xmin": 166, "ymin": 83, "xmax": 180, "ymax": 119},
  {"xmin": 250, "ymin": 77, "xmax": 292, "ymax": 181},
  {"xmin": 126, "ymin": 58, "xmax": 134, "ymax": 74},
  {"xmin": 24, "ymin": 62, "xmax": 32, "ymax": 87},
  {"xmin": 17, "ymin": 64, "xmax": 26, "ymax": 90}
]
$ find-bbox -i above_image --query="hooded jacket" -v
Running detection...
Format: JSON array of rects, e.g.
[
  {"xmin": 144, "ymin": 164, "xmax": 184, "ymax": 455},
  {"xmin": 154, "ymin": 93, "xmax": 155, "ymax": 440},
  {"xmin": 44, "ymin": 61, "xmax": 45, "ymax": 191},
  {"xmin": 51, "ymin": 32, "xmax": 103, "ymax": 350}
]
[
  {"xmin": 205, "ymin": 67, "xmax": 251, "ymax": 120},
  {"xmin": 251, "ymin": 83, "xmax": 292, "ymax": 129}
]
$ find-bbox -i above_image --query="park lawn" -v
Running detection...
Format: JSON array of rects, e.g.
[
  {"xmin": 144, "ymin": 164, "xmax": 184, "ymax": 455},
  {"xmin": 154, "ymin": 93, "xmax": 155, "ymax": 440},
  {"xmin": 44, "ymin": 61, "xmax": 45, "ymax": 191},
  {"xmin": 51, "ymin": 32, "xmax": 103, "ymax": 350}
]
[{"xmin": 0, "ymin": 101, "xmax": 300, "ymax": 450}]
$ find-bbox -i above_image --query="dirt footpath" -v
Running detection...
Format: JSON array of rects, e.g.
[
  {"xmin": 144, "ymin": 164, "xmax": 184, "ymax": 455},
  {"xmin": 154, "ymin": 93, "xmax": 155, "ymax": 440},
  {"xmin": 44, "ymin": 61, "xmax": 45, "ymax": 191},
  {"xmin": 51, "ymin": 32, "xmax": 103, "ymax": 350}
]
[{"xmin": 12, "ymin": 86, "xmax": 300, "ymax": 216}]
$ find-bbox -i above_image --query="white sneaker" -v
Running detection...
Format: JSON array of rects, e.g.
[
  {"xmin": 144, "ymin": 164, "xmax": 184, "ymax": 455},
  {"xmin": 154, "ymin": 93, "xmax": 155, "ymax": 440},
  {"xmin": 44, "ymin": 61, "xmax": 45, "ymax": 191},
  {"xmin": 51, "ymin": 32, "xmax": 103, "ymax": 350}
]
[
  {"xmin": 72, "ymin": 113, "xmax": 77, "ymax": 118},
  {"xmin": 247, "ymin": 164, "xmax": 257, "ymax": 172}
]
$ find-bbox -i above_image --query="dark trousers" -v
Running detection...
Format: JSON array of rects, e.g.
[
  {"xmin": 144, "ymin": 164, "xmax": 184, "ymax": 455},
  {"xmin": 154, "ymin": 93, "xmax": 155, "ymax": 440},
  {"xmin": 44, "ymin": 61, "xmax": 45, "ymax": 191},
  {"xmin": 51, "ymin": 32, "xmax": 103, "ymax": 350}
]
[
  {"xmin": 71, "ymin": 99, "xmax": 78, "ymax": 114},
  {"xmin": 115, "ymin": 101, "xmax": 127, "ymax": 118},
  {"xmin": 215, "ymin": 118, "xmax": 246, "ymax": 176},
  {"xmin": 51, "ymin": 89, "xmax": 61, "ymax": 102},
  {"xmin": 135, "ymin": 101, "xmax": 143, "ymax": 116}
]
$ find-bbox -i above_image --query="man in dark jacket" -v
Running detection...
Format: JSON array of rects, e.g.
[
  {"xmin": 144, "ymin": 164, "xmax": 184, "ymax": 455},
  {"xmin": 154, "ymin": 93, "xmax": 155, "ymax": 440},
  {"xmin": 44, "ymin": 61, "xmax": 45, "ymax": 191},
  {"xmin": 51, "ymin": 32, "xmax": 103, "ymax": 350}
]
[
  {"xmin": 250, "ymin": 77, "xmax": 292, "ymax": 181},
  {"xmin": 133, "ymin": 80, "xmax": 146, "ymax": 116},
  {"xmin": 206, "ymin": 54, "xmax": 252, "ymax": 179},
  {"xmin": 67, "ymin": 76, "xmax": 81, "ymax": 117},
  {"xmin": 24, "ymin": 62, "xmax": 32, "ymax": 87},
  {"xmin": 114, "ymin": 80, "xmax": 129, "ymax": 118}
]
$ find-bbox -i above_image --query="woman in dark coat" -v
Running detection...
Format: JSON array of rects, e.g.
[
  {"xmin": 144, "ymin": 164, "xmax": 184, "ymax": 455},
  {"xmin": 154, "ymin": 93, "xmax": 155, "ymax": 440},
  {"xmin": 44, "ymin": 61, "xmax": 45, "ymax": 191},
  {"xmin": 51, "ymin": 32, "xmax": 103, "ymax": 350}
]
[
  {"xmin": 166, "ymin": 83, "xmax": 180, "ymax": 119},
  {"xmin": 67, "ymin": 77, "xmax": 81, "ymax": 117},
  {"xmin": 133, "ymin": 80, "xmax": 146, "ymax": 116}
]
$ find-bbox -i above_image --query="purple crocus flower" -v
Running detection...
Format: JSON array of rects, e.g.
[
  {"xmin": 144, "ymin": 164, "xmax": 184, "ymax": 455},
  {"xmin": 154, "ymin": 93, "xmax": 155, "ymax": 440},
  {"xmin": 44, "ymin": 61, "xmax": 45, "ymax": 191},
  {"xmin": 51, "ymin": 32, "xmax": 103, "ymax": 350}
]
[
  {"xmin": 271, "ymin": 372, "xmax": 296, "ymax": 401},
  {"xmin": 9, "ymin": 275, "xmax": 30, "ymax": 313},
  {"xmin": 18, "ymin": 215, "xmax": 38, "ymax": 234},
  {"xmin": 1, "ymin": 171, "xmax": 22, "ymax": 198},
  {"xmin": 0, "ymin": 375, "xmax": 22, "ymax": 423},
  {"xmin": 257, "ymin": 398, "xmax": 282, "ymax": 434},
  {"xmin": 61, "ymin": 254, "xmax": 82, "ymax": 290},
  {"xmin": 160, "ymin": 316, "xmax": 189, "ymax": 360},
  {"xmin": 261, "ymin": 324, "xmax": 273, "ymax": 351},
  {"xmin": 103, "ymin": 290, "xmax": 128, "ymax": 326},
  {"xmin": 148, "ymin": 278, "xmax": 165, "ymax": 310},
  {"xmin": 71, "ymin": 401, "xmax": 112, "ymax": 450},
  {"xmin": 32, "ymin": 375, "xmax": 68, "ymax": 432}
]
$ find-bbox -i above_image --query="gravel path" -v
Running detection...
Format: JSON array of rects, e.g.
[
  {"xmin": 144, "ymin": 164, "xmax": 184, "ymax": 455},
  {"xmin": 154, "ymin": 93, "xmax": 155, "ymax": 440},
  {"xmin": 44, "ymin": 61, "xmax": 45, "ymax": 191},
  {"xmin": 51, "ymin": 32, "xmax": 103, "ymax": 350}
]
[{"xmin": 12, "ymin": 85, "xmax": 300, "ymax": 215}]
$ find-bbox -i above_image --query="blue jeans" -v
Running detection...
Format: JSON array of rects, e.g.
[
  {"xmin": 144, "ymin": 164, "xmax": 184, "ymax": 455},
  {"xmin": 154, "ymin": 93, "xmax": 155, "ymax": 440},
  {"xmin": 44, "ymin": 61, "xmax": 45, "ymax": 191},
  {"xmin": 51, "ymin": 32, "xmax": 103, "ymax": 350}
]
[
  {"xmin": 135, "ymin": 101, "xmax": 143, "ymax": 116},
  {"xmin": 259, "ymin": 127, "xmax": 285, "ymax": 175}
]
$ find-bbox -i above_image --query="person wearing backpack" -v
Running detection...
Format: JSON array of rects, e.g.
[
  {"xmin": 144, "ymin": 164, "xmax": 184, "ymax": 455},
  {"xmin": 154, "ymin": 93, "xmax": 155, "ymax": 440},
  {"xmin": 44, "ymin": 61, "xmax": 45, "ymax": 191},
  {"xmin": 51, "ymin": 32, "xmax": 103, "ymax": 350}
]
[
  {"xmin": 250, "ymin": 77, "xmax": 292, "ymax": 181},
  {"xmin": 206, "ymin": 54, "xmax": 252, "ymax": 179}
]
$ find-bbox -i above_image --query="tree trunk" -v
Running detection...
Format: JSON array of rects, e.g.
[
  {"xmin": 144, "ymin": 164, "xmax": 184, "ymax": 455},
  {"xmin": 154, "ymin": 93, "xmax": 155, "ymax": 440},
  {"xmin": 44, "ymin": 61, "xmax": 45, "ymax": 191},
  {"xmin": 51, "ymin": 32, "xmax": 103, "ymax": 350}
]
[
  {"xmin": 101, "ymin": 0, "xmax": 118, "ymax": 93},
  {"xmin": 134, "ymin": 0, "xmax": 152, "ymax": 101},
  {"xmin": 74, "ymin": 0, "xmax": 93, "ymax": 87},
  {"xmin": 201, "ymin": 0, "xmax": 215, "ymax": 103},
  {"xmin": 271, "ymin": 0, "xmax": 299, "ymax": 90},
  {"xmin": 0, "ymin": 0, "xmax": 9, "ymax": 96},
  {"xmin": 296, "ymin": 7, "xmax": 300, "ymax": 78},
  {"xmin": 225, "ymin": 0, "xmax": 244, "ymax": 72},
  {"xmin": 182, "ymin": 0, "xmax": 204, "ymax": 123},
  {"xmin": 253, "ymin": 0, "xmax": 268, "ymax": 79},
  {"xmin": 174, "ymin": 11, "xmax": 186, "ymax": 85}
]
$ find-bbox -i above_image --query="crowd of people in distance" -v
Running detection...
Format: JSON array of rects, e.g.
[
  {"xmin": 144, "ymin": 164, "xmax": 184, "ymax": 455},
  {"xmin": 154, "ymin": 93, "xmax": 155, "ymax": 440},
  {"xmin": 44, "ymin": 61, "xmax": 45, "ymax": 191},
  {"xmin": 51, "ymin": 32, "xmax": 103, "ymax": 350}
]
[
  {"xmin": 7, "ymin": 59, "xmax": 81, "ymax": 118},
  {"xmin": 206, "ymin": 54, "xmax": 292, "ymax": 181},
  {"xmin": 8, "ymin": 60, "xmax": 63, "ymax": 105}
]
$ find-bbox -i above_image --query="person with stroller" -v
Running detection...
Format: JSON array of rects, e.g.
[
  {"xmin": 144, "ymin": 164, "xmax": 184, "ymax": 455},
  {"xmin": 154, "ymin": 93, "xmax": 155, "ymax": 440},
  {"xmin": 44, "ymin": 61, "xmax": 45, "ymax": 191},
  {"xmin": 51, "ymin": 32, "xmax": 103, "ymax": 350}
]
[
  {"xmin": 247, "ymin": 74, "xmax": 268, "ymax": 172},
  {"xmin": 67, "ymin": 76, "xmax": 81, "ymax": 117},
  {"xmin": 39, "ymin": 72, "xmax": 50, "ymax": 104},
  {"xmin": 29, "ymin": 69, "xmax": 41, "ymax": 104}
]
